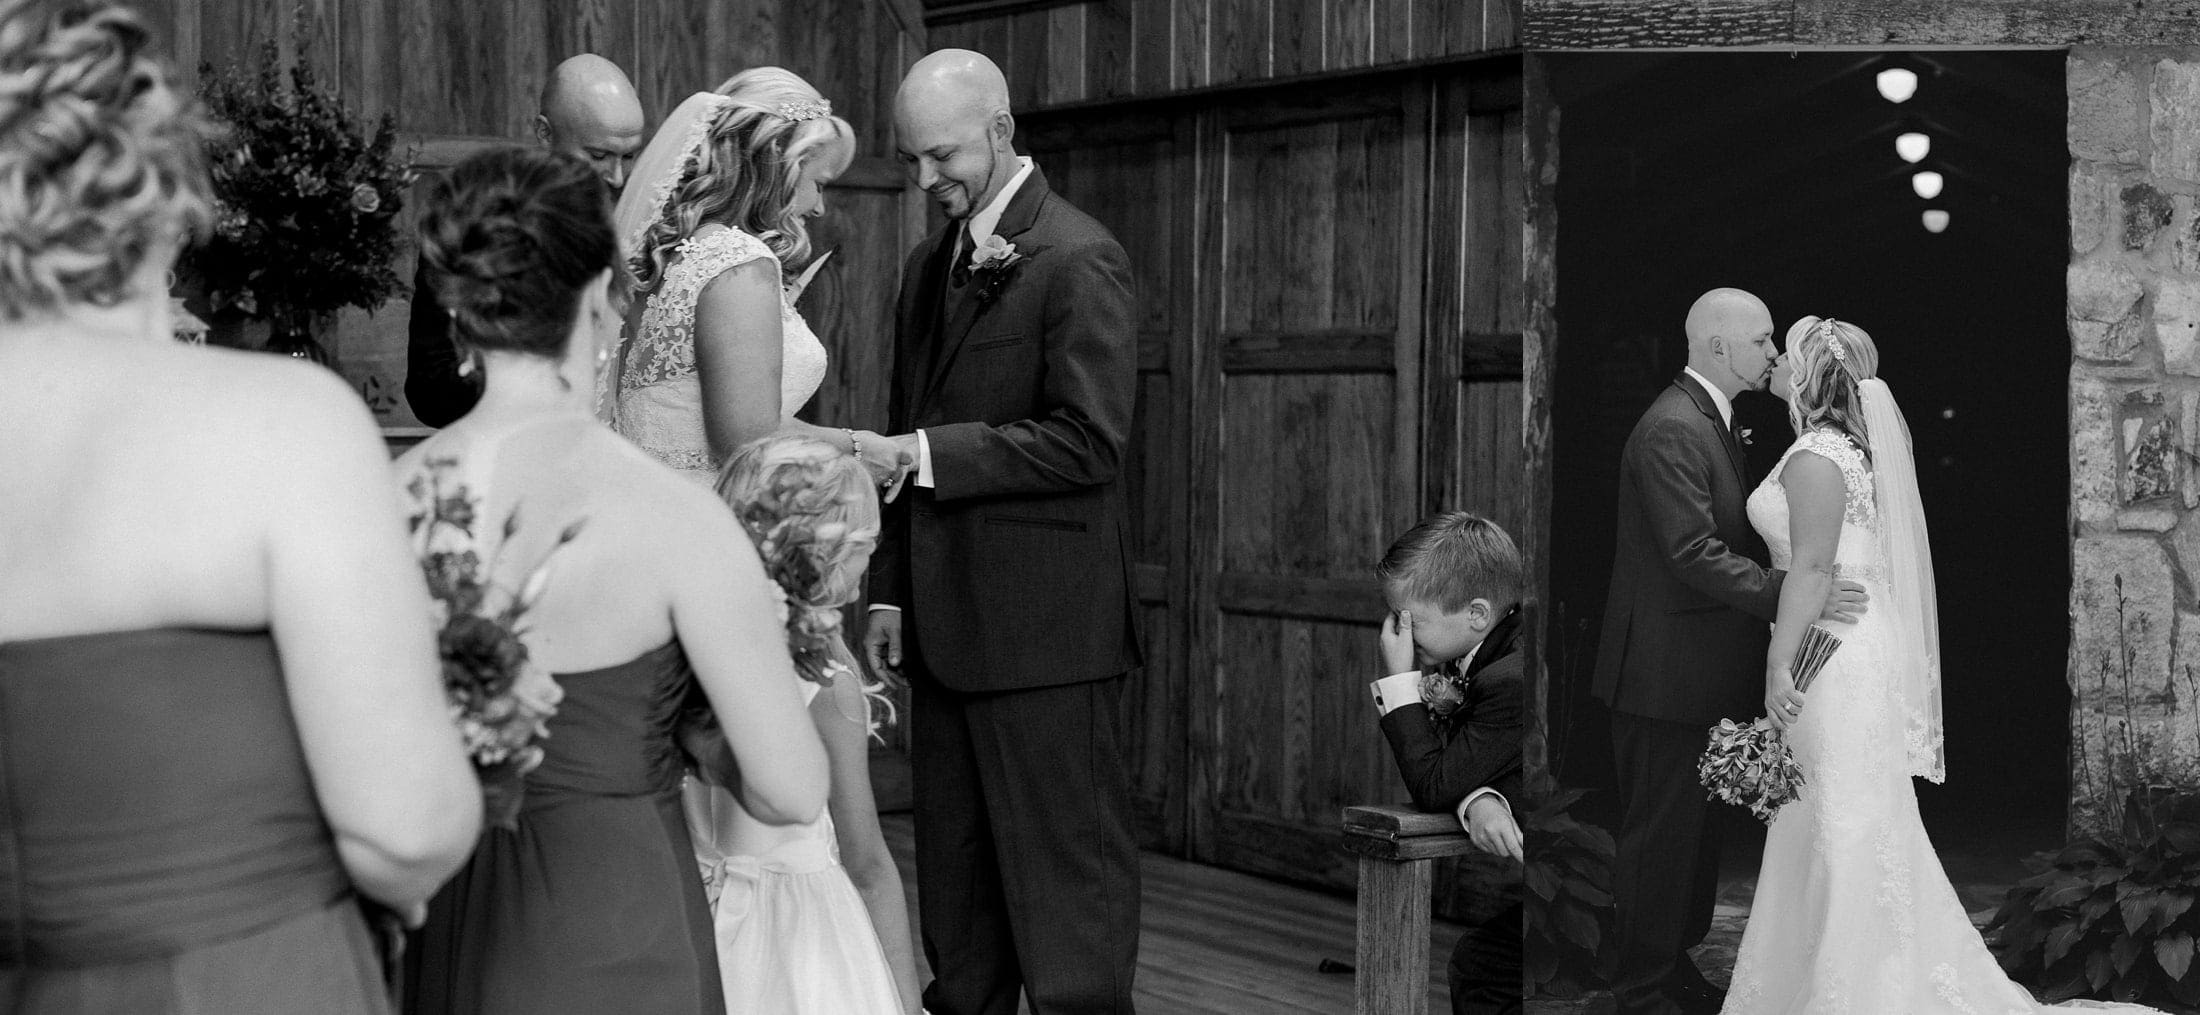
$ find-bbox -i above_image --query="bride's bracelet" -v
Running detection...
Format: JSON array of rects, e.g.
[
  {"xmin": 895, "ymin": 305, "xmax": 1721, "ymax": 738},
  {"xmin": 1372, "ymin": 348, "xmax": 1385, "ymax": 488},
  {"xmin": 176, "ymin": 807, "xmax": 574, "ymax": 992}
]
[{"xmin": 844, "ymin": 427, "xmax": 863, "ymax": 464}]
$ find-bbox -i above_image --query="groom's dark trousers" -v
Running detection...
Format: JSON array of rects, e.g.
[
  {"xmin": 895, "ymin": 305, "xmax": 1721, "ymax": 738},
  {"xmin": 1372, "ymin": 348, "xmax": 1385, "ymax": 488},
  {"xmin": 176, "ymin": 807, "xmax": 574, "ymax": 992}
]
[
  {"xmin": 1592, "ymin": 375, "xmax": 1783, "ymax": 1015},
  {"xmin": 872, "ymin": 164, "xmax": 1144, "ymax": 1015}
]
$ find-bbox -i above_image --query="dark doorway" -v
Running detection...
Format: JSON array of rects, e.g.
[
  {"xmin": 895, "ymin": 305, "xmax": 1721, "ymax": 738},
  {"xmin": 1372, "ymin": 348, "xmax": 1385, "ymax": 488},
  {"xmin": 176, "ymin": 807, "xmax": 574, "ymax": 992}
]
[{"xmin": 1543, "ymin": 52, "xmax": 2069, "ymax": 854}]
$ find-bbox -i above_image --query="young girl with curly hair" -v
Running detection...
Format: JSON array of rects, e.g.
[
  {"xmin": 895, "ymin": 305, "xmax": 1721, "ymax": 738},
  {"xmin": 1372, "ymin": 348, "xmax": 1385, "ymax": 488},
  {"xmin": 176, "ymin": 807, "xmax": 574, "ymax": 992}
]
[{"xmin": 682, "ymin": 434, "xmax": 920, "ymax": 1014}]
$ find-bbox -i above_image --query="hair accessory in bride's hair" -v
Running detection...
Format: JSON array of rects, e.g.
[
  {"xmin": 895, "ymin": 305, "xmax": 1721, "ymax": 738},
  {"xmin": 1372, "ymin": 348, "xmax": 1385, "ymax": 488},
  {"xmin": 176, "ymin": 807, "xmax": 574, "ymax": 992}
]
[
  {"xmin": 777, "ymin": 98, "xmax": 831, "ymax": 122},
  {"xmin": 1819, "ymin": 317, "xmax": 1848, "ymax": 364}
]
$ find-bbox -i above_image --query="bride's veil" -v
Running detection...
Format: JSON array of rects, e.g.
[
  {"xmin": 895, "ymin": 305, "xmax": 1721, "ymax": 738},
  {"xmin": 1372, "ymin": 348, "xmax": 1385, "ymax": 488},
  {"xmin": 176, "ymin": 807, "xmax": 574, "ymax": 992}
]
[
  {"xmin": 593, "ymin": 91, "xmax": 733, "ymax": 423},
  {"xmin": 1860, "ymin": 376, "xmax": 1946, "ymax": 783}
]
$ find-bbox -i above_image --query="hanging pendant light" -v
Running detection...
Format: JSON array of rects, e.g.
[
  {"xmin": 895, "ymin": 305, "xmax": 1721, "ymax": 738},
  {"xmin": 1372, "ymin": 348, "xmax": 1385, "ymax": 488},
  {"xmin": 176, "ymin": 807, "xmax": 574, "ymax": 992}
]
[
  {"xmin": 1896, "ymin": 132, "xmax": 1930, "ymax": 163},
  {"xmin": 1922, "ymin": 210, "xmax": 1950, "ymax": 233},
  {"xmin": 1877, "ymin": 67, "xmax": 1919, "ymax": 103},
  {"xmin": 1912, "ymin": 170, "xmax": 1944, "ymax": 199}
]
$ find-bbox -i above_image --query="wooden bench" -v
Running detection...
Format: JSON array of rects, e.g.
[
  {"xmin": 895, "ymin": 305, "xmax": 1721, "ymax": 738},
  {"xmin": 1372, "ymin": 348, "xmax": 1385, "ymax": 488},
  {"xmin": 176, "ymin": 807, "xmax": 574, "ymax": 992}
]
[{"xmin": 1342, "ymin": 803, "xmax": 1478, "ymax": 1015}]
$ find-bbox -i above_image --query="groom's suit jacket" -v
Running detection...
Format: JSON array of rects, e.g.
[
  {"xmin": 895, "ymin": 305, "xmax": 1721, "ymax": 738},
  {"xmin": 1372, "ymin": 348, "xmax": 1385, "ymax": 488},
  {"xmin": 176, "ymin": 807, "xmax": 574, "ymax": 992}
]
[
  {"xmin": 872, "ymin": 165, "xmax": 1143, "ymax": 691},
  {"xmin": 1592, "ymin": 374, "xmax": 1784, "ymax": 726}
]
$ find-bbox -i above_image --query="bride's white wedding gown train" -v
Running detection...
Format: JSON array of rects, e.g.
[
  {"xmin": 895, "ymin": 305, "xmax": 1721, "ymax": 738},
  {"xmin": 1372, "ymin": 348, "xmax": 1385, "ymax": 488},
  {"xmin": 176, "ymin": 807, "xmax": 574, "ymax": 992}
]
[{"xmin": 1727, "ymin": 428, "xmax": 2158, "ymax": 1015}]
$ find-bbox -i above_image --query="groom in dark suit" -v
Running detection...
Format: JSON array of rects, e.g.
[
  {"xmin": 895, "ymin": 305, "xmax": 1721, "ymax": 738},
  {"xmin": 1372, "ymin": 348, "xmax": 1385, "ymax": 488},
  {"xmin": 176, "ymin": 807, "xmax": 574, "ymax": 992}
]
[
  {"xmin": 1593, "ymin": 288, "xmax": 1862, "ymax": 1015},
  {"xmin": 864, "ymin": 49, "xmax": 1143, "ymax": 1015}
]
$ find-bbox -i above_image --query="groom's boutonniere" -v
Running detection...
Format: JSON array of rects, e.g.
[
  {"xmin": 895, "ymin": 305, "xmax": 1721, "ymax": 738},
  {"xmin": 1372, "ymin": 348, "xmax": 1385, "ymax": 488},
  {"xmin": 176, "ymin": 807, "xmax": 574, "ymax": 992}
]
[
  {"xmin": 1737, "ymin": 427, "xmax": 1754, "ymax": 447},
  {"xmin": 970, "ymin": 234, "xmax": 1026, "ymax": 304}
]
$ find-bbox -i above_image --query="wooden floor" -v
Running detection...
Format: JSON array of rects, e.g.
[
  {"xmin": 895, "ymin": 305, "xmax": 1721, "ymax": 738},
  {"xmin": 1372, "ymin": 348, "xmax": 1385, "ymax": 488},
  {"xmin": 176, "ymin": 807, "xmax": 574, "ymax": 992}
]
[{"xmin": 880, "ymin": 813, "xmax": 1465, "ymax": 1013}]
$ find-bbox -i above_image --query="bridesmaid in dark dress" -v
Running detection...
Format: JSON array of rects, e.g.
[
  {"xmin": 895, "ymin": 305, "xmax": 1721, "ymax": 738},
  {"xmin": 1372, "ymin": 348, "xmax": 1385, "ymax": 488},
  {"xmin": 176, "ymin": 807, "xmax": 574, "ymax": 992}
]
[
  {"xmin": 395, "ymin": 148, "xmax": 829, "ymax": 1015},
  {"xmin": 0, "ymin": 3, "xmax": 486, "ymax": 1012}
]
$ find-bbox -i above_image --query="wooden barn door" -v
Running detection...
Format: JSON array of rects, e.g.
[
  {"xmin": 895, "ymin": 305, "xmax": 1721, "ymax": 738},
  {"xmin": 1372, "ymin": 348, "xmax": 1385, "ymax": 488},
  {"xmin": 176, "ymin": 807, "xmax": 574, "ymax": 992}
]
[
  {"xmin": 1023, "ymin": 61, "xmax": 1521, "ymax": 898},
  {"xmin": 1190, "ymin": 66, "xmax": 1521, "ymax": 896},
  {"xmin": 1187, "ymin": 79, "xmax": 1429, "ymax": 885},
  {"xmin": 1021, "ymin": 114, "xmax": 1198, "ymax": 855}
]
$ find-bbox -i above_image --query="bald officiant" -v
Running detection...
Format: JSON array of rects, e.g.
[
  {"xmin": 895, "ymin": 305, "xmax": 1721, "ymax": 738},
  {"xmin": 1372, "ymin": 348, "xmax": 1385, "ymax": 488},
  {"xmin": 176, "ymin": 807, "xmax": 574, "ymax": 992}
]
[{"xmin": 403, "ymin": 54, "xmax": 644, "ymax": 426}]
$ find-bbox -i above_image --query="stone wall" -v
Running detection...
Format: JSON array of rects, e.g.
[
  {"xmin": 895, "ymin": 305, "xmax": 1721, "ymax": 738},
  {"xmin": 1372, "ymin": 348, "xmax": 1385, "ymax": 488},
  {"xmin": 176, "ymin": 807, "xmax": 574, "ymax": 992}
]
[{"xmin": 2068, "ymin": 48, "xmax": 2200, "ymax": 834}]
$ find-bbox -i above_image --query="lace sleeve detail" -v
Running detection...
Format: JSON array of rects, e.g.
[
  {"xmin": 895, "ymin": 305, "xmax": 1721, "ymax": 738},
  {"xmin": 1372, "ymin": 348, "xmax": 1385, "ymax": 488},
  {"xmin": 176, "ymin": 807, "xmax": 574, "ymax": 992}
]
[
  {"xmin": 1792, "ymin": 428, "xmax": 1875, "ymax": 528},
  {"xmin": 621, "ymin": 230, "xmax": 782, "ymax": 392}
]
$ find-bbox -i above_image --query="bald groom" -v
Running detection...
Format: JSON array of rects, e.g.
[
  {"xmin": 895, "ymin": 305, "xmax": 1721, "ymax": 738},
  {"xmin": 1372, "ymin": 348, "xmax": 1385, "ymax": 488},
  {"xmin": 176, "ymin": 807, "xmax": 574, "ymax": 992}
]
[
  {"xmin": 865, "ymin": 49, "xmax": 1144, "ymax": 1015},
  {"xmin": 404, "ymin": 54, "xmax": 644, "ymax": 426}
]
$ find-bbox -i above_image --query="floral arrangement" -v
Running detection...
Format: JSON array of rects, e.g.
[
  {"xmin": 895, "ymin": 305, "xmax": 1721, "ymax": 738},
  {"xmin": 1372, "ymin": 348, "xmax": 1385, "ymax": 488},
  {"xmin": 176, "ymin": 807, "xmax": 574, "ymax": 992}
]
[
  {"xmin": 405, "ymin": 456, "xmax": 582, "ymax": 829},
  {"xmin": 1989, "ymin": 788, "xmax": 2200, "ymax": 1007},
  {"xmin": 183, "ymin": 38, "xmax": 411, "ymax": 336},
  {"xmin": 1698, "ymin": 625, "xmax": 1841, "ymax": 823},
  {"xmin": 1698, "ymin": 717, "xmax": 1806, "ymax": 823}
]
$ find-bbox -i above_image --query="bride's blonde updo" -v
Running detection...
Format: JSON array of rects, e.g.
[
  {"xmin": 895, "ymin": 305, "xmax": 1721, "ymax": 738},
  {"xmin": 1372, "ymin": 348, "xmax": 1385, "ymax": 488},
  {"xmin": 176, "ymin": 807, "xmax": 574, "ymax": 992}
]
[
  {"xmin": 1784, "ymin": 315, "xmax": 1881, "ymax": 457},
  {"xmin": 628, "ymin": 67, "xmax": 852, "ymax": 295},
  {"xmin": 0, "ymin": 0, "xmax": 212, "ymax": 320}
]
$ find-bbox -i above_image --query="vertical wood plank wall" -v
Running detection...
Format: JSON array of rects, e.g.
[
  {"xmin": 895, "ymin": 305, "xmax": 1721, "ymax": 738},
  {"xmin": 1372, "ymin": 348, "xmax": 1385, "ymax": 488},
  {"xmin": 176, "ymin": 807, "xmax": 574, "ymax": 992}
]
[{"xmin": 924, "ymin": 0, "xmax": 1515, "ymax": 104}]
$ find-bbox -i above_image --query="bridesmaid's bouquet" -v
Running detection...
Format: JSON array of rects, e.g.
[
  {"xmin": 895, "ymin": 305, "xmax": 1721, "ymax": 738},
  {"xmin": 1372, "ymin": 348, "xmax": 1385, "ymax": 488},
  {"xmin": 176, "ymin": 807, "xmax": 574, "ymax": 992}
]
[
  {"xmin": 1698, "ymin": 625, "xmax": 1843, "ymax": 823},
  {"xmin": 405, "ymin": 457, "xmax": 584, "ymax": 830}
]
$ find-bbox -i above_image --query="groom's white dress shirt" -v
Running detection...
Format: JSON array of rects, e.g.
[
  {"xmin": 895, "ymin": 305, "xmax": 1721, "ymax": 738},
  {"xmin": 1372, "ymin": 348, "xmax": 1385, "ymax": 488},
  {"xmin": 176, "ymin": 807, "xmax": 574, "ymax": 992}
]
[
  {"xmin": 873, "ymin": 158, "xmax": 1038, "ymax": 619},
  {"xmin": 1682, "ymin": 366, "xmax": 1733, "ymax": 428},
  {"xmin": 909, "ymin": 156, "xmax": 1037, "ymax": 491}
]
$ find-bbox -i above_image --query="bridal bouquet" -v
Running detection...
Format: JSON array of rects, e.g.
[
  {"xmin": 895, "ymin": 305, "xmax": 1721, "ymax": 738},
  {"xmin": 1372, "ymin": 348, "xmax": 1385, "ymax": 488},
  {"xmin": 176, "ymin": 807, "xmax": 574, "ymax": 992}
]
[
  {"xmin": 405, "ymin": 457, "xmax": 583, "ymax": 829},
  {"xmin": 1698, "ymin": 625, "xmax": 1843, "ymax": 823}
]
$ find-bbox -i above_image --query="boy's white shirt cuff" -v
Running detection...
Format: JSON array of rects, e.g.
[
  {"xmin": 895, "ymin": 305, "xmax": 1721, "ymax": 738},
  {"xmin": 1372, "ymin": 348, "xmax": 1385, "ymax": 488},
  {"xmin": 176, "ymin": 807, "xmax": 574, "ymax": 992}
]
[
  {"xmin": 1369, "ymin": 671, "xmax": 1423, "ymax": 715},
  {"xmin": 916, "ymin": 429, "xmax": 935, "ymax": 488},
  {"xmin": 1456, "ymin": 787, "xmax": 1509, "ymax": 832},
  {"xmin": 868, "ymin": 604, "xmax": 901, "ymax": 612}
]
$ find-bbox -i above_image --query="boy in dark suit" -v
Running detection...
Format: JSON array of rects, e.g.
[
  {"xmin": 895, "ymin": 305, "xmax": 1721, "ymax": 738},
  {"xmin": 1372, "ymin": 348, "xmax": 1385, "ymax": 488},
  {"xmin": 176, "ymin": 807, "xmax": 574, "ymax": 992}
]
[{"xmin": 1370, "ymin": 511, "xmax": 1525, "ymax": 1015}]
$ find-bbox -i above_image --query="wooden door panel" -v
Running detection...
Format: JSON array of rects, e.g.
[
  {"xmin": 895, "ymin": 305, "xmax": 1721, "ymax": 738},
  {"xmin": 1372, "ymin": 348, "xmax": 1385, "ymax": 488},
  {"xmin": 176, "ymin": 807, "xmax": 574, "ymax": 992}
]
[
  {"xmin": 1202, "ymin": 83, "xmax": 1420, "ymax": 884},
  {"xmin": 1221, "ymin": 118, "xmax": 1405, "ymax": 336},
  {"xmin": 1220, "ymin": 374, "xmax": 1395, "ymax": 576},
  {"xmin": 1021, "ymin": 121, "xmax": 1189, "ymax": 851}
]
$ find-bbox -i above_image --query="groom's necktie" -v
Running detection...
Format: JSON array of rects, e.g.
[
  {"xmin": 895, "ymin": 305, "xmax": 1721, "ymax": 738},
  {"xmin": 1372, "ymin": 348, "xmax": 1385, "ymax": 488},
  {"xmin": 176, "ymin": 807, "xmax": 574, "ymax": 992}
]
[{"xmin": 948, "ymin": 230, "xmax": 971, "ymax": 289}]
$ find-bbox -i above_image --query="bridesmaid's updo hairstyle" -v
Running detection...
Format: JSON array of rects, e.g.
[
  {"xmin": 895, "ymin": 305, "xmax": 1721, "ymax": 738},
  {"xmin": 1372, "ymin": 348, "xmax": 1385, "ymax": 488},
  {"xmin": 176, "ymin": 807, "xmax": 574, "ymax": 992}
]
[
  {"xmin": 0, "ymin": 0, "xmax": 213, "ymax": 320},
  {"xmin": 630, "ymin": 67, "xmax": 852, "ymax": 294},
  {"xmin": 418, "ymin": 146, "xmax": 618, "ymax": 359},
  {"xmin": 1784, "ymin": 315, "xmax": 1880, "ymax": 457}
]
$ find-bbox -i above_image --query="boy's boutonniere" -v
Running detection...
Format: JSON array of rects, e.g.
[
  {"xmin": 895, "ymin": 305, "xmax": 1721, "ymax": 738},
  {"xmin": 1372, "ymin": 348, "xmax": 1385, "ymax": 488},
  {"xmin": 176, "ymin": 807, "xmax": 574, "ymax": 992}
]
[
  {"xmin": 969, "ymin": 234, "xmax": 1026, "ymax": 304},
  {"xmin": 1420, "ymin": 664, "xmax": 1469, "ymax": 724},
  {"xmin": 1736, "ymin": 427, "xmax": 1753, "ymax": 447}
]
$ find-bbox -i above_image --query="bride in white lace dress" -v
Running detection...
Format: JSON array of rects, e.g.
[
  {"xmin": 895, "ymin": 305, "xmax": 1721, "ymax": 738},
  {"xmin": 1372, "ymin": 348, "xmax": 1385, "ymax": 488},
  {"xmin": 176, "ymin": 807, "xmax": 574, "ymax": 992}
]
[
  {"xmin": 1726, "ymin": 316, "xmax": 2158, "ymax": 1014},
  {"xmin": 606, "ymin": 70, "xmax": 904, "ymax": 486},
  {"xmin": 607, "ymin": 69, "xmax": 920, "ymax": 1014}
]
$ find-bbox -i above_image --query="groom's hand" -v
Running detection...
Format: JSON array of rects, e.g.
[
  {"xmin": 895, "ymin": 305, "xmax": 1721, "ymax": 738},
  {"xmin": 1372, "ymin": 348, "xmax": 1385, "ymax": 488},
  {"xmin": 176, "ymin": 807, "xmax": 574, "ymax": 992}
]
[
  {"xmin": 1818, "ymin": 579, "xmax": 1870, "ymax": 623},
  {"xmin": 865, "ymin": 609, "xmax": 904, "ymax": 675},
  {"xmin": 851, "ymin": 430, "xmax": 916, "ymax": 501}
]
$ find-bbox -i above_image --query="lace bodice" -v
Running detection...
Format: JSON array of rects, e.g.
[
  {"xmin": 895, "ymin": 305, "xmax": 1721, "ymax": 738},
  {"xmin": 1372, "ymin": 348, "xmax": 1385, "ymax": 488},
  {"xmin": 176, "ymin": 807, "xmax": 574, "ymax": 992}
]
[
  {"xmin": 1747, "ymin": 428, "xmax": 1883, "ymax": 588},
  {"xmin": 611, "ymin": 228, "xmax": 828, "ymax": 477}
]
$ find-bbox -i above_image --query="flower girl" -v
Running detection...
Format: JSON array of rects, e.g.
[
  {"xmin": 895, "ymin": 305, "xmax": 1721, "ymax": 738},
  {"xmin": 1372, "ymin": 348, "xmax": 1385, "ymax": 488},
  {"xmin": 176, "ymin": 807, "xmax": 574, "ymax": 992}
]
[{"xmin": 686, "ymin": 434, "xmax": 921, "ymax": 1014}]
